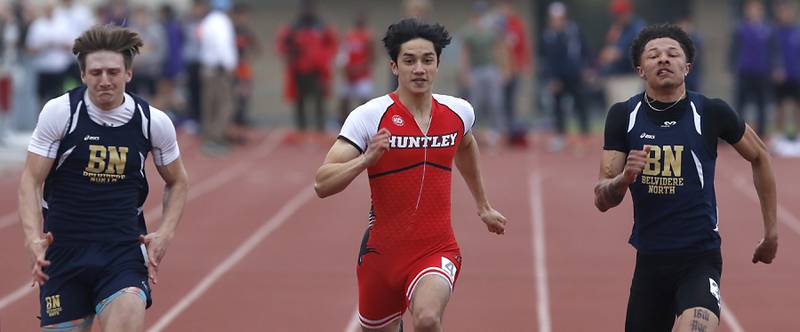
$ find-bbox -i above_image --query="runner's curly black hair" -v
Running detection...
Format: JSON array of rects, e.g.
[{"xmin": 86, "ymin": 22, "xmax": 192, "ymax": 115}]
[{"xmin": 382, "ymin": 18, "xmax": 451, "ymax": 64}]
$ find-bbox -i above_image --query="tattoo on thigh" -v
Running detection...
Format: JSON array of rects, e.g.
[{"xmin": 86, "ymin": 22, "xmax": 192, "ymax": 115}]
[
  {"xmin": 690, "ymin": 319, "xmax": 708, "ymax": 332},
  {"xmin": 693, "ymin": 308, "xmax": 710, "ymax": 321}
]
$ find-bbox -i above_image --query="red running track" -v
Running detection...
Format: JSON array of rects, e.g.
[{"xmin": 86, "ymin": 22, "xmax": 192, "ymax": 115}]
[{"xmin": 0, "ymin": 130, "xmax": 798, "ymax": 331}]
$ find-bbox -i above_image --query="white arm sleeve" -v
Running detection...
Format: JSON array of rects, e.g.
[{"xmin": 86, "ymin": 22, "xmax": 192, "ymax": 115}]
[
  {"xmin": 338, "ymin": 107, "xmax": 370, "ymax": 153},
  {"xmin": 338, "ymin": 96, "xmax": 390, "ymax": 153},
  {"xmin": 28, "ymin": 95, "xmax": 71, "ymax": 159},
  {"xmin": 148, "ymin": 107, "xmax": 180, "ymax": 166},
  {"xmin": 434, "ymin": 94, "xmax": 475, "ymax": 135}
]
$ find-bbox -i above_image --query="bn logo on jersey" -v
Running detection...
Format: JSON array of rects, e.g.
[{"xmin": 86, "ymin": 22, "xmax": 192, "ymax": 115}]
[
  {"xmin": 640, "ymin": 144, "xmax": 685, "ymax": 195},
  {"xmin": 83, "ymin": 144, "xmax": 129, "ymax": 183}
]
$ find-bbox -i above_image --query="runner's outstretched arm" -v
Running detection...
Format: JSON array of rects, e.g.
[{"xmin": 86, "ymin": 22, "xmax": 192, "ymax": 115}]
[
  {"xmin": 732, "ymin": 125, "xmax": 778, "ymax": 264},
  {"xmin": 18, "ymin": 153, "xmax": 56, "ymax": 286},
  {"xmin": 454, "ymin": 132, "xmax": 507, "ymax": 234},
  {"xmin": 140, "ymin": 157, "xmax": 189, "ymax": 284}
]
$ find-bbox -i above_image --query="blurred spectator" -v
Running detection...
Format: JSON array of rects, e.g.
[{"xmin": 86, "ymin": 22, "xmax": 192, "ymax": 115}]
[
  {"xmin": 155, "ymin": 4, "xmax": 184, "ymax": 116},
  {"xmin": 0, "ymin": 4, "xmax": 10, "ymax": 142},
  {"xmin": 7, "ymin": 0, "xmax": 38, "ymax": 132},
  {"xmin": 771, "ymin": 0, "xmax": 800, "ymax": 152},
  {"xmin": 197, "ymin": 0, "xmax": 238, "ymax": 154},
  {"xmin": 336, "ymin": 11, "xmax": 374, "ymax": 126},
  {"xmin": 55, "ymin": 0, "xmax": 94, "ymax": 35},
  {"xmin": 276, "ymin": 0, "xmax": 337, "ymax": 140},
  {"xmin": 677, "ymin": 16, "xmax": 703, "ymax": 92},
  {"xmin": 598, "ymin": 0, "xmax": 645, "ymax": 106},
  {"xmin": 459, "ymin": 1, "xmax": 508, "ymax": 147},
  {"xmin": 403, "ymin": 0, "xmax": 432, "ymax": 20},
  {"xmin": 128, "ymin": 6, "xmax": 166, "ymax": 100},
  {"xmin": 730, "ymin": 0, "xmax": 773, "ymax": 137},
  {"xmin": 230, "ymin": 3, "xmax": 261, "ymax": 144},
  {"xmin": 55, "ymin": 0, "xmax": 95, "ymax": 86},
  {"xmin": 541, "ymin": 1, "xmax": 591, "ymax": 152},
  {"xmin": 25, "ymin": 1, "xmax": 73, "ymax": 109},
  {"xmin": 182, "ymin": 0, "xmax": 207, "ymax": 132},
  {"xmin": 97, "ymin": 0, "xmax": 130, "ymax": 27},
  {"xmin": 495, "ymin": 0, "xmax": 531, "ymax": 146}
]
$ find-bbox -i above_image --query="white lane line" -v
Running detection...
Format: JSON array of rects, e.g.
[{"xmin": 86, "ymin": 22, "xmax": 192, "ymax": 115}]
[
  {"xmin": 732, "ymin": 175, "xmax": 800, "ymax": 236},
  {"xmin": 143, "ymin": 129, "xmax": 285, "ymax": 222},
  {"xmin": 0, "ymin": 130, "xmax": 285, "ymax": 311},
  {"xmin": 344, "ymin": 307, "xmax": 360, "ymax": 332},
  {"xmin": 530, "ymin": 170, "xmax": 551, "ymax": 332},
  {"xmin": 0, "ymin": 212, "xmax": 17, "ymax": 230},
  {"xmin": 147, "ymin": 187, "xmax": 316, "ymax": 332},
  {"xmin": 721, "ymin": 300, "xmax": 746, "ymax": 332},
  {"xmin": 0, "ymin": 283, "xmax": 33, "ymax": 311}
]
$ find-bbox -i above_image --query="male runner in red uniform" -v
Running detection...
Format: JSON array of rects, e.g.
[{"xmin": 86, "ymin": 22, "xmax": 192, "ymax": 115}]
[{"xmin": 315, "ymin": 18, "xmax": 507, "ymax": 332}]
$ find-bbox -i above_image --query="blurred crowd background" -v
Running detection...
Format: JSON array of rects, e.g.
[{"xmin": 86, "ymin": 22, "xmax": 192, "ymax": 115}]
[{"xmin": 0, "ymin": 0, "xmax": 798, "ymax": 163}]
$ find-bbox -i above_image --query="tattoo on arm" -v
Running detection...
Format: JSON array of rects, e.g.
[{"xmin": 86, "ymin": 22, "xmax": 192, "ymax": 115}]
[{"xmin": 594, "ymin": 177, "xmax": 625, "ymax": 210}]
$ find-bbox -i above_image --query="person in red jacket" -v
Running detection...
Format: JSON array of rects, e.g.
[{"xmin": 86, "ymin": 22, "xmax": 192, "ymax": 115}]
[
  {"xmin": 336, "ymin": 11, "xmax": 375, "ymax": 126},
  {"xmin": 277, "ymin": 0, "xmax": 337, "ymax": 140}
]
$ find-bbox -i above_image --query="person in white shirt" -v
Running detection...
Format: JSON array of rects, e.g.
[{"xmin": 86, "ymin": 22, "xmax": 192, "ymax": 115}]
[
  {"xmin": 197, "ymin": 0, "xmax": 237, "ymax": 153},
  {"xmin": 26, "ymin": 2, "xmax": 74, "ymax": 106}
]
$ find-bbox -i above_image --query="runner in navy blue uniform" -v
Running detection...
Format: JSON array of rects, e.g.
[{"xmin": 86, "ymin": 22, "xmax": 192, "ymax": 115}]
[
  {"xmin": 593, "ymin": 24, "xmax": 778, "ymax": 332},
  {"xmin": 18, "ymin": 25, "xmax": 189, "ymax": 332}
]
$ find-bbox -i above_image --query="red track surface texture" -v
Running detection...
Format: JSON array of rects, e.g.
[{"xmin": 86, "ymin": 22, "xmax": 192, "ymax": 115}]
[{"xmin": 0, "ymin": 130, "xmax": 798, "ymax": 331}]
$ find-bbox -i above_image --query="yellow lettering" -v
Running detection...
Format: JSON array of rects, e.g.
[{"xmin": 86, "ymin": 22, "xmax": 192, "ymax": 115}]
[
  {"xmin": 662, "ymin": 145, "xmax": 683, "ymax": 177},
  {"xmin": 86, "ymin": 145, "xmax": 106, "ymax": 173},
  {"xmin": 105, "ymin": 146, "xmax": 128, "ymax": 175},
  {"xmin": 643, "ymin": 145, "xmax": 661, "ymax": 176}
]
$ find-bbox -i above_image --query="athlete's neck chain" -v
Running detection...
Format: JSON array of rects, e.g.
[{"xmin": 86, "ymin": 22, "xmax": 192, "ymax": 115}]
[{"xmin": 644, "ymin": 91, "xmax": 685, "ymax": 112}]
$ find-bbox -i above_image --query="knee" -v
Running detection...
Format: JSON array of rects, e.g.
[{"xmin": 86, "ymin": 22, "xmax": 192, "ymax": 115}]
[{"xmin": 412, "ymin": 309, "xmax": 442, "ymax": 331}]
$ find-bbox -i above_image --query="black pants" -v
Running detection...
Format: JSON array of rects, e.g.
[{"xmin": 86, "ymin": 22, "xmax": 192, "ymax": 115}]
[
  {"xmin": 736, "ymin": 73, "xmax": 770, "ymax": 137},
  {"xmin": 186, "ymin": 61, "xmax": 203, "ymax": 123},
  {"xmin": 625, "ymin": 249, "xmax": 722, "ymax": 332},
  {"xmin": 37, "ymin": 72, "xmax": 66, "ymax": 105},
  {"xmin": 295, "ymin": 72, "xmax": 325, "ymax": 131},
  {"xmin": 552, "ymin": 77, "xmax": 589, "ymax": 135}
]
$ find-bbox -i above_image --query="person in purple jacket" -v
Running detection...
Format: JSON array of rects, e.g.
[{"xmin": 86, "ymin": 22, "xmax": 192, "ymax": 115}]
[
  {"xmin": 157, "ymin": 4, "xmax": 185, "ymax": 115},
  {"xmin": 771, "ymin": 0, "xmax": 800, "ymax": 148},
  {"xmin": 729, "ymin": 0, "xmax": 775, "ymax": 137}
]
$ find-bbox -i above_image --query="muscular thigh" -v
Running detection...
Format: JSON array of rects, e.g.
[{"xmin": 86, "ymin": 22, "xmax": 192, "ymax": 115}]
[
  {"xmin": 357, "ymin": 252, "xmax": 407, "ymax": 330},
  {"xmin": 674, "ymin": 251, "xmax": 722, "ymax": 319},
  {"xmin": 39, "ymin": 245, "xmax": 96, "ymax": 327},
  {"xmin": 356, "ymin": 247, "xmax": 461, "ymax": 330},
  {"xmin": 625, "ymin": 253, "xmax": 678, "ymax": 332},
  {"xmin": 93, "ymin": 242, "xmax": 152, "ymax": 312}
]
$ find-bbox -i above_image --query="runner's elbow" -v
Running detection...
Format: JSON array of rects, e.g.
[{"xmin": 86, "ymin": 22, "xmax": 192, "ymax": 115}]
[
  {"xmin": 314, "ymin": 181, "xmax": 339, "ymax": 198},
  {"xmin": 594, "ymin": 195, "xmax": 611, "ymax": 212},
  {"xmin": 314, "ymin": 182, "xmax": 329, "ymax": 198}
]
